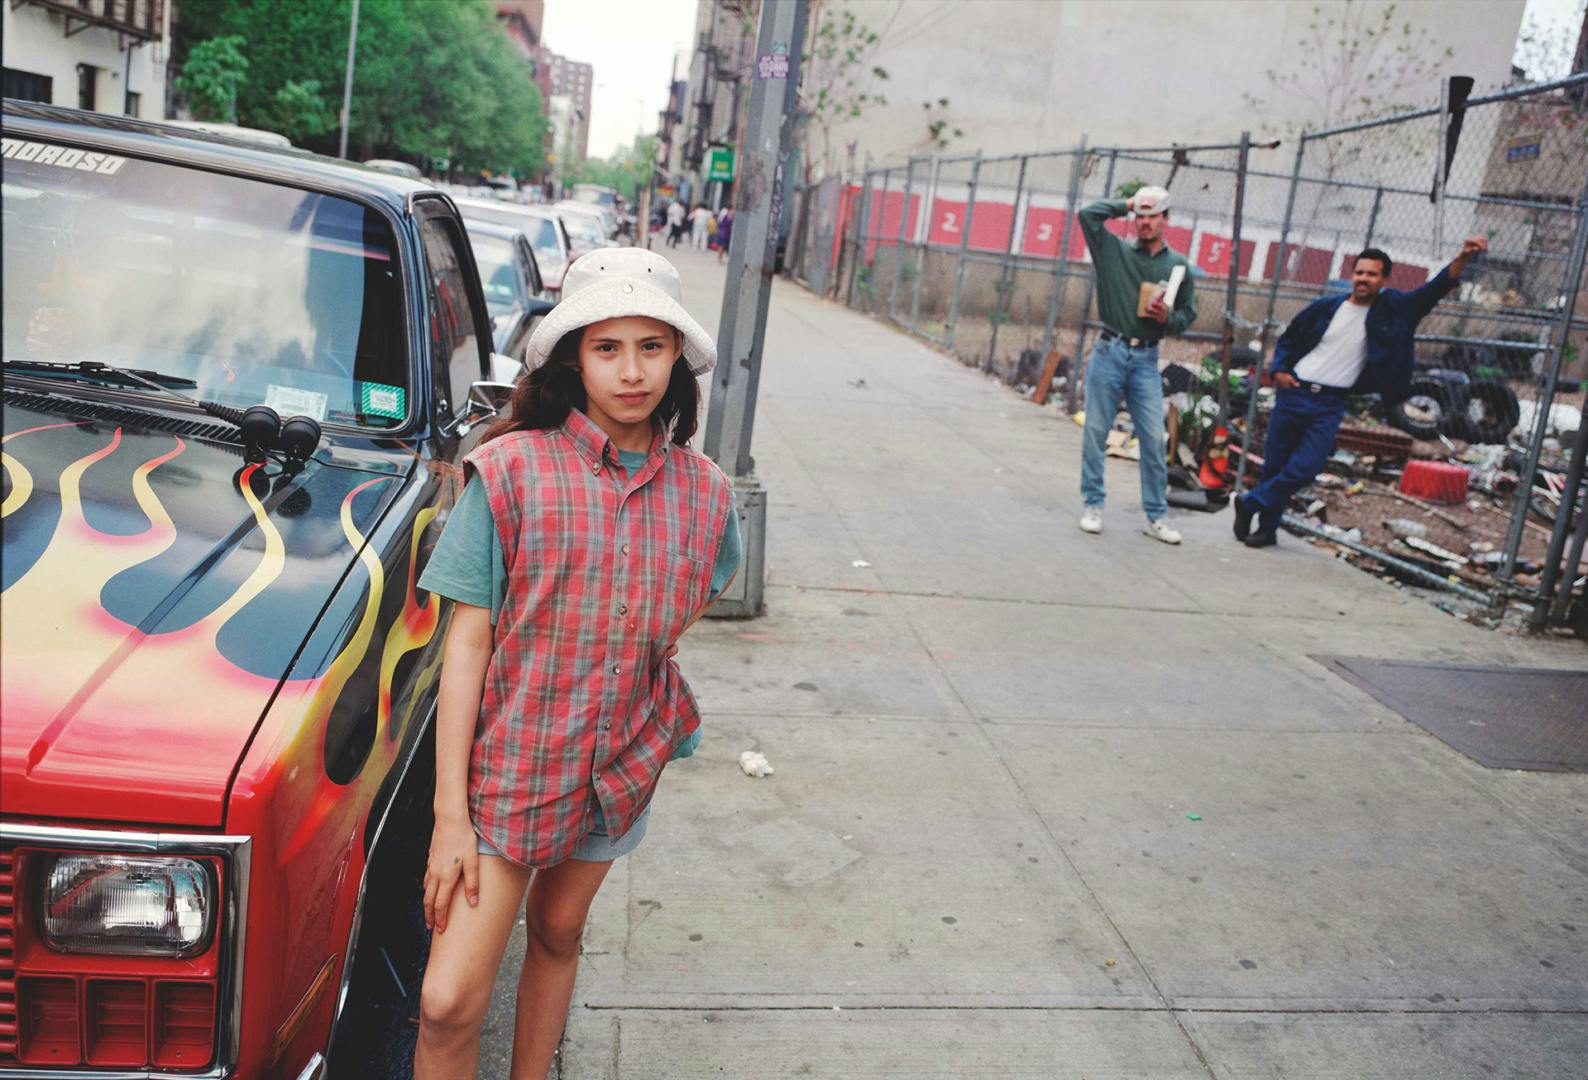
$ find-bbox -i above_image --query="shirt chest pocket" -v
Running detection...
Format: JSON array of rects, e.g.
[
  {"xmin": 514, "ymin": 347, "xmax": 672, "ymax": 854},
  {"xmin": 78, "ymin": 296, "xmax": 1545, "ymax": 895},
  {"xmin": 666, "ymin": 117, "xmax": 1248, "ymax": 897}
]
[{"xmin": 630, "ymin": 542, "xmax": 708, "ymax": 643}]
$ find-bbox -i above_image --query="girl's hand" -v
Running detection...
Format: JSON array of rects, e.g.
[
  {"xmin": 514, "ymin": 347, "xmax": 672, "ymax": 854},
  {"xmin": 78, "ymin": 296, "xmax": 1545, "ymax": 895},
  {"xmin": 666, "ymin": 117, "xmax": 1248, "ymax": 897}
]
[{"xmin": 423, "ymin": 812, "xmax": 480, "ymax": 933}]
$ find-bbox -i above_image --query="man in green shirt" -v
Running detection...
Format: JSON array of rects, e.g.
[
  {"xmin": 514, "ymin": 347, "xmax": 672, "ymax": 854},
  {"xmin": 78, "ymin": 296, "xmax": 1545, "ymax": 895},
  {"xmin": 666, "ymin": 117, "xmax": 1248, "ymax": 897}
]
[{"xmin": 1075, "ymin": 185, "xmax": 1196, "ymax": 545}]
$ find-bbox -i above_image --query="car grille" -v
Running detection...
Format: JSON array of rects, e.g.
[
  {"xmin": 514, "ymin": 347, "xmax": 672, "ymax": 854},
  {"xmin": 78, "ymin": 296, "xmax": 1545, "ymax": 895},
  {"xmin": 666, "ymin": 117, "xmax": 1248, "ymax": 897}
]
[{"xmin": 0, "ymin": 847, "xmax": 16, "ymax": 1065}]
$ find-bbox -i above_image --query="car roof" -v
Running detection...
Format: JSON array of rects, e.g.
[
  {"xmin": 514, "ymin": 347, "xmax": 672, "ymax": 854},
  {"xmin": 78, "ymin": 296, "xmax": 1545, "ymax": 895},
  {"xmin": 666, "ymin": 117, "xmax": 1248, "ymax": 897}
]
[
  {"xmin": 464, "ymin": 220, "xmax": 528, "ymax": 243},
  {"xmin": 454, "ymin": 195, "xmax": 556, "ymax": 220},
  {"xmin": 3, "ymin": 99, "xmax": 437, "ymax": 215}
]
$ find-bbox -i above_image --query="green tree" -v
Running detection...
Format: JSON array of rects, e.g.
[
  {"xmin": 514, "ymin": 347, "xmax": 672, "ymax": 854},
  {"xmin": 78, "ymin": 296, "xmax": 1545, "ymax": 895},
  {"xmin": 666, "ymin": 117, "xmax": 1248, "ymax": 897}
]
[
  {"xmin": 573, "ymin": 137, "xmax": 660, "ymax": 203},
  {"xmin": 174, "ymin": 35, "xmax": 248, "ymax": 124},
  {"xmin": 798, "ymin": 2, "xmax": 896, "ymax": 179},
  {"xmin": 174, "ymin": 0, "xmax": 547, "ymax": 177}
]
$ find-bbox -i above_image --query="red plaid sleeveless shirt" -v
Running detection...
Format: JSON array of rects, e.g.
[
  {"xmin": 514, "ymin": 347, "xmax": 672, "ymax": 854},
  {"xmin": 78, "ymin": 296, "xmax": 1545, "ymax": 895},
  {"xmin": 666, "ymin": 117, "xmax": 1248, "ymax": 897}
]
[{"xmin": 463, "ymin": 409, "xmax": 732, "ymax": 866}]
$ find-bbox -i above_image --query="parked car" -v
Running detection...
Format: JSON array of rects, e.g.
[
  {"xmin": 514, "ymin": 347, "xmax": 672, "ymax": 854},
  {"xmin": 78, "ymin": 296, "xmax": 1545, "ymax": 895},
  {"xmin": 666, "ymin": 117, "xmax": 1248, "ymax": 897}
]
[
  {"xmin": 555, "ymin": 199, "xmax": 618, "ymax": 240},
  {"xmin": 464, "ymin": 220, "xmax": 554, "ymax": 364},
  {"xmin": 362, "ymin": 158, "xmax": 423, "ymax": 180},
  {"xmin": 1, "ymin": 100, "xmax": 517, "ymax": 1079},
  {"xmin": 552, "ymin": 204, "xmax": 615, "ymax": 257},
  {"xmin": 453, "ymin": 196, "xmax": 572, "ymax": 292}
]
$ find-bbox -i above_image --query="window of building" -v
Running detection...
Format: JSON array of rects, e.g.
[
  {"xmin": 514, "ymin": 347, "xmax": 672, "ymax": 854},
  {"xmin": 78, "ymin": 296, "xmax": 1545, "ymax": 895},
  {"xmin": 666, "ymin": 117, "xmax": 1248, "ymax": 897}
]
[
  {"xmin": 77, "ymin": 64, "xmax": 97, "ymax": 111},
  {"xmin": 4, "ymin": 67, "xmax": 53, "ymax": 103},
  {"xmin": 125, "ymin": 91, "xmax": 141, "ymax": 118}
]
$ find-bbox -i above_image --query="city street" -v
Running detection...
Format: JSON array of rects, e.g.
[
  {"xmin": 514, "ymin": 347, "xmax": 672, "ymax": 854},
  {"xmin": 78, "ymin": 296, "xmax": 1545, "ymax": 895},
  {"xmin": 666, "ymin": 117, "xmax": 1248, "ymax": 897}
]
[{"xmin": 481, "ymin": 247, "xmax": 1588, "ymax": 1077}]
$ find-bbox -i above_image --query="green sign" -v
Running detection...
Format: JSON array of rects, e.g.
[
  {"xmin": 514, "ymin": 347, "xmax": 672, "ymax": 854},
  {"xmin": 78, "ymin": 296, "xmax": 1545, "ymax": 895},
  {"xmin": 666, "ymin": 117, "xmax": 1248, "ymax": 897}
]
[{"xmin": 706, "ymin": 147, "xmax": 735, "ymax": 182}]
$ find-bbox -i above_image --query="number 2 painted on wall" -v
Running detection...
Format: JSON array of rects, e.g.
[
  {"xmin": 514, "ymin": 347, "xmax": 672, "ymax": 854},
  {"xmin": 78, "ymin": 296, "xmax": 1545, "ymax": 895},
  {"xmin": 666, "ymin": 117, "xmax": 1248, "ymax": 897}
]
[{"xmin": 941, "ymin": 210, "xmax": 960, "ymax": 234}]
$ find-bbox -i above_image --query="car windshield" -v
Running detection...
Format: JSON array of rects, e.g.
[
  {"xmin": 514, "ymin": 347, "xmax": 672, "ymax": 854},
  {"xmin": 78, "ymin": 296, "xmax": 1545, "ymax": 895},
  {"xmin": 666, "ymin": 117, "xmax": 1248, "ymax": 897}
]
[
  {"xmin": 2, "ymin": 141, "xmax": 409, "ymax": 429},
  {"xmin": 467, "ymin": 231, "xmax": 526, "ymax": 316}
]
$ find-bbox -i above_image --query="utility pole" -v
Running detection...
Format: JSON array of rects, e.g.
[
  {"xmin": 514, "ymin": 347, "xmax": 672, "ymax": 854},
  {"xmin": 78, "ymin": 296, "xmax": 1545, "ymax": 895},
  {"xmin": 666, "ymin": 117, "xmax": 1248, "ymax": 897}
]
[
  {"xmin": 702, "ymin": 0, "xmax": 808, "ymax": 618},
  {"xmin": 337, "ymin": 0, "xmax": 360, "ymax": 160}
]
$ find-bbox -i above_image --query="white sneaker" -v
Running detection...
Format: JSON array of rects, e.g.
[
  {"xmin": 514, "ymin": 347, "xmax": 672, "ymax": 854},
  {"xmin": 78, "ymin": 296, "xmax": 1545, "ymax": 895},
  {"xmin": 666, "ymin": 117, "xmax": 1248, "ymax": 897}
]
[
  {"xmin": 1079, "ymin": 508, "xmax": 1103, "ymax": 534},
  {"xmin": 1144, "ymin": 518, "xmax": 1182, "ymax": 545}
]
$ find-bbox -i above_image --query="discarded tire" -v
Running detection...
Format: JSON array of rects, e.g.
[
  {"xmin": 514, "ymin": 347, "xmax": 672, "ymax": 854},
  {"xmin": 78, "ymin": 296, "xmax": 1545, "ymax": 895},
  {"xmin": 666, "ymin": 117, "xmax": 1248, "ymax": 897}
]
[
  {"xmin": 1458, "ymin": 378, "xmax": 1521, "ymax": 444},
  {"xmin": 1388, "ymin": 376, "xmax": 1460, "ymax": 440}
]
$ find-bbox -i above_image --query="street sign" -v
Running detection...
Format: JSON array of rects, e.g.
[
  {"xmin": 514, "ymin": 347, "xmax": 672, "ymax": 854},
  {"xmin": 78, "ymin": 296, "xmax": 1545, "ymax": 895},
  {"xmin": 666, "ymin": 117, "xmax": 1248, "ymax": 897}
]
[{"xmin": 707, "ymin": 147, "xmax": 735, "ymax": 182}]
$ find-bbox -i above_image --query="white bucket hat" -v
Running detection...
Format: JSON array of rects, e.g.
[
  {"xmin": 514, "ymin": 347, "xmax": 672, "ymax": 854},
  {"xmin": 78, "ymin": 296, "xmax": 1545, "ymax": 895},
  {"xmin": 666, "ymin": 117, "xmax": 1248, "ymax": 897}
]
[{"xmin": 523, "ymin": 248, "xmax": 716, "ymax": 374}]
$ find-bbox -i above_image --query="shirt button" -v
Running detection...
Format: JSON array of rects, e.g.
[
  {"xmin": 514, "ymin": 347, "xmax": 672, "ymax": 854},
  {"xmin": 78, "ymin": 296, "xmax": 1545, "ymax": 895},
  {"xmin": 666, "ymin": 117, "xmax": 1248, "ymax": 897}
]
[
  {"xmin": 618, "ymin": 603, "xmax": 628, "ymax": 615},
  {"xmin": 611, "ymin": 663, "xmax": 621, "ymax": 675},
  {"xmin": 621, "ymin": 543, "xmax": 630, "ymax": 555},
  {"xmin": 592, "ymin": 463, "xmax": 601, "ymax": 474}
]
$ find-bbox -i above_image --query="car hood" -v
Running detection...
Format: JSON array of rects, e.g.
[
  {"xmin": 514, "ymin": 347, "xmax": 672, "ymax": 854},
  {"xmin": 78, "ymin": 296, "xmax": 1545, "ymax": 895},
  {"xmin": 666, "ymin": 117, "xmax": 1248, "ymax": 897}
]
[{"xmin": 1, "ymin": 395, "xmax": 409, "ymax": 828}]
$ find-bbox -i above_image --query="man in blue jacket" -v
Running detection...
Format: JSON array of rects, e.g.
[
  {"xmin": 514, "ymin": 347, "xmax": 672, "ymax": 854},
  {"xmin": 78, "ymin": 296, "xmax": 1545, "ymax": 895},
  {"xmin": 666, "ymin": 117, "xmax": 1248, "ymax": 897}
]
[{"xmin": 1234, "ymin": 236, "xmax": 1488, "ymax": 548}]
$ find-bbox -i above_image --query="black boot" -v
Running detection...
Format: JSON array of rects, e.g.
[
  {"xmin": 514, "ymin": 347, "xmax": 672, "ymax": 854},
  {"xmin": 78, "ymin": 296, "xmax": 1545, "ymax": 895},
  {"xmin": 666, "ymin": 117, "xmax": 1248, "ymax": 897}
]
[
  {"xmin": 1232, "ymin": 495, "xmax": 1254, "ymax": 542},
  {"xmin": 1244, "ymin": 528, "xmax": 1278, "ymax": 549}
]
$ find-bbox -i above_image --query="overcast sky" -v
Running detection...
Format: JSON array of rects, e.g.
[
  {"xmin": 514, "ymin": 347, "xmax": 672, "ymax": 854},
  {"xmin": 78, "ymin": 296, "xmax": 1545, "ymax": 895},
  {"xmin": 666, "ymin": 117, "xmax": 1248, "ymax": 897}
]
[
  {"xmin": 548, "ymin": 0, "xmax": 1584, "ymax": 162},
  {"xmin": 540, "ymin": 0, "xmax": 697, "ymax": 159}
]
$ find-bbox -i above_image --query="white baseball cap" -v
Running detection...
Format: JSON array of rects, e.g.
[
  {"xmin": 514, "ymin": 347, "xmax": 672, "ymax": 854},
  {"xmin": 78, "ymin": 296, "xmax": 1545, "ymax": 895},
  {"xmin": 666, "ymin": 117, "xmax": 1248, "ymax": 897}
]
[
  {"xmin": 524, "ymin": 248, "xmax": 716, "ymax": 374},
  {"xmin": 1131, "ymin": 185, "xmax": 1171, "ymax": 216}
]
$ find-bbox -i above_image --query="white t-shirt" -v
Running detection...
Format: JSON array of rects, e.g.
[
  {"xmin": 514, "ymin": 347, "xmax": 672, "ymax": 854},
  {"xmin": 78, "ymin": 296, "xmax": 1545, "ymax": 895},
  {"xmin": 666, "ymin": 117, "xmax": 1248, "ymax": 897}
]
[
  {"xmin": 1294, "ymin": 300, "xmax": 1370, "ymax": 388},
  {"xmin": 667, "ymin": 202, "xmax": 686, "ymax": 226}
]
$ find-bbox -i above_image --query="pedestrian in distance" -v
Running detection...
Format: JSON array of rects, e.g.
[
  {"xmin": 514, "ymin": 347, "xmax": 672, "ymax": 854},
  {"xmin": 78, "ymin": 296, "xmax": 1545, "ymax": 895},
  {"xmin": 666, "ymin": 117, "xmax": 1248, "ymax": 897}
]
[
  {"xmin": 666, "ymin": 198, "xmax": 687, "ymax": 248},
  {"xmin": 412, "ymin": 248, "xmax": 742, "ymax": 1080},
  {"xmin": 1076, "ymin": 184, "xmax": 1196, "ymax": 545},
  {"xmin": 1234, "ymin": 236, "xmax": 1488, "ymax": 549},
  {"xmin": 715, "ymin": 207, "xmax": 734, "ymax": 264},
  {"xmin": 689, "ymin": 202, "xmax": 713, "ymax": 250}
]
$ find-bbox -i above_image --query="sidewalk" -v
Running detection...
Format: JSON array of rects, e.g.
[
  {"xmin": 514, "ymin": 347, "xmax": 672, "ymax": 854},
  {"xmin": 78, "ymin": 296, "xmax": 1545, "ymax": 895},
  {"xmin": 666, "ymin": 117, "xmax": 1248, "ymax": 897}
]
[{"xmin": 488, "ymin": 247, "xmax": 1588, "ymax": 1077}]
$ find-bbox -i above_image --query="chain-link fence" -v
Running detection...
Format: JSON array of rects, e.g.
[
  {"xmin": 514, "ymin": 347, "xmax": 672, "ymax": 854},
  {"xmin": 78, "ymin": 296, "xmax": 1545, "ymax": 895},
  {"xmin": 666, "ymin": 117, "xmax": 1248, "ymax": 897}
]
[{"xmin": 785, "ymin": 73, "xmax": 1588, "ymax": 633}]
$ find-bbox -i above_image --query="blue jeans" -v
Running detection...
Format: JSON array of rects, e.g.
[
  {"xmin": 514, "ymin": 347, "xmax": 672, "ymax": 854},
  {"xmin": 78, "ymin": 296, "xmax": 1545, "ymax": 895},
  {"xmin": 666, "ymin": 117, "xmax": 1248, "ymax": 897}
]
[
  {"xmin": 1243, "ymin": 388, "xmax": 1348, "ymax": 532},
  {"xmin": 1080, "ymin": 336, "xmax": 1168, "ymax": 520}
]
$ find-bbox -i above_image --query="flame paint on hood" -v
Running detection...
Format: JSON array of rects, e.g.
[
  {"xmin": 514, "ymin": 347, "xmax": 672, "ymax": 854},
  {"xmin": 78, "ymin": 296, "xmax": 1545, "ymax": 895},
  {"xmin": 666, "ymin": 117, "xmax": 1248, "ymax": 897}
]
[{"xmin": 1, "ymin": 400, "xmax": 440, "ymax": 827}]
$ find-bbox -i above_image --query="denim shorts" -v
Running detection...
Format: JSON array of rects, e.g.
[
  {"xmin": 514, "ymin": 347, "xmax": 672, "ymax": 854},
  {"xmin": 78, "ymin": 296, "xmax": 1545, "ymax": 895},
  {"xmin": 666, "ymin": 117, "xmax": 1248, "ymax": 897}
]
[{"xmin": 476, "ymin": 804, "xmax": 650, "ymax": 865}]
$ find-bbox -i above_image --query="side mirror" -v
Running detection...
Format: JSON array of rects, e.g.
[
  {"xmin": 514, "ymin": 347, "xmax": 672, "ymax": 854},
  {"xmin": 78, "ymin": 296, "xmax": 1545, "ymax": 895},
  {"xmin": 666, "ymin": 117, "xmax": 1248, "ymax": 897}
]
[
  {"xmin": 489, "ymin": 351, "xmax": 524, "ymax": 385},
  {"xmin": 451, "ymin": 379, "xmax": 514, "ymax": 438}
]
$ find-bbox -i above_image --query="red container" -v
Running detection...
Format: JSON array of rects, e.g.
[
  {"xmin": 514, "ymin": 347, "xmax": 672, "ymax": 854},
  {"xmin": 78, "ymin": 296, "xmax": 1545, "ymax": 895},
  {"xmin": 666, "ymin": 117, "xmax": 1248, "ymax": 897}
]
[{"xmin": 1400, "ymin": 459, "xmax": 1469, "ymax": 503}]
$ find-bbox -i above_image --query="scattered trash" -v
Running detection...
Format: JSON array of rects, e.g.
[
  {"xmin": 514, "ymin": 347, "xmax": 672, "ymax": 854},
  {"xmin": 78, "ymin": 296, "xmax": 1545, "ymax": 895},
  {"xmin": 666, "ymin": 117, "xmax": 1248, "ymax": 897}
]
[
  {"xmin": 738, "ymin": 751, "xmax": 774, "ymax": 778},
  {"xmin": 848, "ymin": 378, "xmax": 868, "ymax": 390},
  {"xmin": 1383, "ymin": 518, "xmax": 1429, "ymax": 540},
  {"xmin": 1186, "ymin": 813, "xmax": 1203, "ymax": 822},
  {"xmin": 1105, "ymin": 429, "xmax": 1140, "ymax": 461},
  {"xmin": 851, "ymin": 559, "xmax": 871, "ymax": 568},
  {"xmin": 1105, "ymin": 958, "xmax": 1118, "ymax": 967},
  {"xmin": 1403, "ymin": 536, "xmax": 1468, "ymax": 565}
]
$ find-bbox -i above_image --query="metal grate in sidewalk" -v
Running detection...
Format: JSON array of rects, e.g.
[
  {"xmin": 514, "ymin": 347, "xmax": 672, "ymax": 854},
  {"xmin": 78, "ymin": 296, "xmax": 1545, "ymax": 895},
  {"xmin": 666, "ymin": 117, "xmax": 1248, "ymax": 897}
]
[{"xmin": 1319, "ymin": 657, "xmax": 1588, "ymax": 772}]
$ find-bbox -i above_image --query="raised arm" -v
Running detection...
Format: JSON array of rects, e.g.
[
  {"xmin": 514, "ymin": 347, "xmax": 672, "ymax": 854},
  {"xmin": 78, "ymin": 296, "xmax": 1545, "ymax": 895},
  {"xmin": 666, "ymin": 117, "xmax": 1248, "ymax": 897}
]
[
  {"xmin": 1405, "ymin": 236, "xmax": 1487, "ymax": 319},
  {"xmin": 1077, "ymin": 197, "xmax": 1129, "ymax": 266}
]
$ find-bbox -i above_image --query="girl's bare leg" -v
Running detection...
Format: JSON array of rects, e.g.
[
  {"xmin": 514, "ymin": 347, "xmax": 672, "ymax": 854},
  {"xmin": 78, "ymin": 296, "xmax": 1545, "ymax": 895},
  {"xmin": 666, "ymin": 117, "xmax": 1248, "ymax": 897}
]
[
  {"xmin": 414, "ymin": 855, "xmax": 534, "ymax": 1079},
  {"xmin": 508, "ymin": 857, "xmax": 615, "ymax": 1080}
]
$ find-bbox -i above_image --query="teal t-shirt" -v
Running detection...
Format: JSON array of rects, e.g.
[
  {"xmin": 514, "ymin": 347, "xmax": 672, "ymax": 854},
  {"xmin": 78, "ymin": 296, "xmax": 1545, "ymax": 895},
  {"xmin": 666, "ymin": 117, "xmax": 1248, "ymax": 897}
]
[{"xmin": 418, "ymin": 448, "xmax": 740, "ymax": 760}]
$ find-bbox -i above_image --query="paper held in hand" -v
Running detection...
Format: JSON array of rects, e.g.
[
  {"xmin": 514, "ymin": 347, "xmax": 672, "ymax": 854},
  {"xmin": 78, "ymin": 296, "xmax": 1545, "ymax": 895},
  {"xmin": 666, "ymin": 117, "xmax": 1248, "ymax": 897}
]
[{"xmin": 1136, "ymin": 264, "xmax": 1187, "ymax": 318}]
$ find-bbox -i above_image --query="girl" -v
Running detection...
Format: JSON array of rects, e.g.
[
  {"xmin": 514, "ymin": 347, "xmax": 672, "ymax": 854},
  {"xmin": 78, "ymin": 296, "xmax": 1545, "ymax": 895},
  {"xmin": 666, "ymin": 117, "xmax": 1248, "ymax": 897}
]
[{"xmin": 413, "ymin": 248, "xmax": 741, "ymax": 1079}]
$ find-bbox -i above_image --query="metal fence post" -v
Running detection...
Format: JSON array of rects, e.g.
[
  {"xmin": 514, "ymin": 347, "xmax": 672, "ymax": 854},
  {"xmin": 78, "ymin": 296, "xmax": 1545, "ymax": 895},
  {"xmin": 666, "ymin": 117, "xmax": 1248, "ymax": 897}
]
[
  {"xmin": 945, "ymin": 151, "xmax": 982, "ymax": 351},
  {"xmin": 1539, "ymin": 383, "xmax": 1588, "ymax": 628},
  {"xmin": 1507, "ymin": 170, "xmax": 1588, "ymax": 612},
  {"xmin": 1364, "ymin": 185, "xmax": 1383, "ymax": 248},
  {"xmin": 1234, "ymin": 136, "xmax": 1304, "ymax": 490},
  {"xmin": 910, "ymin": 154, "xmax": 941, "ymax": 335},
  {"xmin": 986, "ymin": 153, "xmax": 1029, "ymax": 373},
  {"xmin": 1052, "ymin": 139, "xmax": 1088, "ymax": 413},
  {"xmin": 889, "ymin": 157, "xmax": 918, "ymax": 324},
  {"xmin": 1215, "ymin": 132, "xmax": 1252, "ymax": 421},
  {"xmin": 1069, "ymin": 149, "xmax": 1118, "ymax": 413}
]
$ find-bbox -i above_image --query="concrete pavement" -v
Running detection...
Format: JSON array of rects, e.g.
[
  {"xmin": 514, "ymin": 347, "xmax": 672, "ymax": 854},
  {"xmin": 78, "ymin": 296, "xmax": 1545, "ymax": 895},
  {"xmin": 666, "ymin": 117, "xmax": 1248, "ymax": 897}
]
[{"xmin": 485, "ymin": 246, "xmax": 1588, "ymax": 1078}]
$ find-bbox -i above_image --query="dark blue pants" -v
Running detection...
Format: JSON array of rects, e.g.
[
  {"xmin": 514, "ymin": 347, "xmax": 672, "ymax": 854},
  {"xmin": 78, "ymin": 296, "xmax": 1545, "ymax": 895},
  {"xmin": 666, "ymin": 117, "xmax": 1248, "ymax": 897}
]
[{"xmin": 1243, "ymin": 389, "xmax": 1347, "ymax": 532}]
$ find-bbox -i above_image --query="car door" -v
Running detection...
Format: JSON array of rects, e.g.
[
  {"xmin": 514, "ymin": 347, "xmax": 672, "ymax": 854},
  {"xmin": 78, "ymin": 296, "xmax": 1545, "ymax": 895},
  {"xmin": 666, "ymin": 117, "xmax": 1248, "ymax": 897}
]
[{"xmin": 412, "ymin": 197, "xmax": 496, "ymax": 454}]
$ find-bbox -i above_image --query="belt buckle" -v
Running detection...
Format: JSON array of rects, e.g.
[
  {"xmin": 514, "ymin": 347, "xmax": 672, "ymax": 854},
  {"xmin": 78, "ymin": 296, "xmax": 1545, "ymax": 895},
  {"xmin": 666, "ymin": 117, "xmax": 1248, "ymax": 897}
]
[{"xmin": 1307, "ymin": 381, "xmax": 1321, "ymax": 393}]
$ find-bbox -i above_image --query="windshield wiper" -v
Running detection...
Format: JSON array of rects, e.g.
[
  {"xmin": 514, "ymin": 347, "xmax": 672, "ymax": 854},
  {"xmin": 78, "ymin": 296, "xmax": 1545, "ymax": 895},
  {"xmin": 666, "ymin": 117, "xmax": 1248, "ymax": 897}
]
[
  {"xmin": 4, "ymin": 358, "xmax": 198, "ymax": 389},
  {"xmin": 4, "ymin": 358, "xmax": 322, "ymax": 472}
]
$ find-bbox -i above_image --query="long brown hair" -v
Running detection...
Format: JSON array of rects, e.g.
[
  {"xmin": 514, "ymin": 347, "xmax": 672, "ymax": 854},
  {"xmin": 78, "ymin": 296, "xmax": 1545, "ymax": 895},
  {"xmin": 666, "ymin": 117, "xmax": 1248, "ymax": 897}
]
[{"xmin": 480, "ymin": 327, "xmax": 700, "ymax": 446}]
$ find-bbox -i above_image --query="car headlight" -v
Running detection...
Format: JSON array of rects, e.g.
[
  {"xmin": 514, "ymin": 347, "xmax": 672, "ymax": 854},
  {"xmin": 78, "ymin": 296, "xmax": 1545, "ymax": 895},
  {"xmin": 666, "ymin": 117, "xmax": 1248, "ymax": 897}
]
[{"xmin": 43, "ymin": 854, "xmax": 214, "ymax": 957}]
